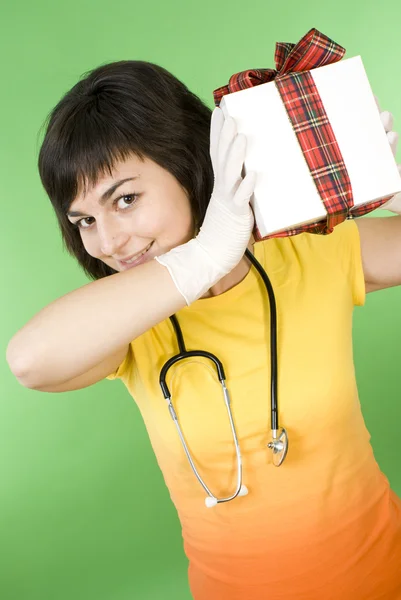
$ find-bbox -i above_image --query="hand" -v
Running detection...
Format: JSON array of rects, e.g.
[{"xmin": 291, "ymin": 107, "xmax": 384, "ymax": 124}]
[
  {"xmin": 374, "ymin": 96, "xmax": 401, "ymax": 213},
  {"xmin": 156, "ymin": 108, "xmax": 256, "ymax": 305},
  {"xmin": 196, "ymin": 108, "xmax": 256, "ymax": 270}
]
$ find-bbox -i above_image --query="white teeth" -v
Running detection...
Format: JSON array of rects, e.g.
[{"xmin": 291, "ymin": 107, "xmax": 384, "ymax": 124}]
[{"xmin": 124, "ymin": 243, "xmax": 151, "ymax": 264}]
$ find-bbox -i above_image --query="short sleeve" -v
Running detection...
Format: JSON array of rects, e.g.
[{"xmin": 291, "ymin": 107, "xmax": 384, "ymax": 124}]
[
  {"xmin": 346, "ymin": 218, "xmax": 366, "ymax": 307},
  {"xmin": 279, "ymin": 218, "xmax": 366, "ymax": 308},
  {"xmin": 105, "ymin": 344, "xmax": 134, "ymax": 381},
  {"xmin": 313, "ymin": 218, "xmax": 366, "ymax": 307}
]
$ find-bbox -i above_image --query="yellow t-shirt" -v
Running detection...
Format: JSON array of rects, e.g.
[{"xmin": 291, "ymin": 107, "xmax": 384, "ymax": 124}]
[{"xmin": 106, "ymin": 220, "xmax": 401, "ymax": 599}]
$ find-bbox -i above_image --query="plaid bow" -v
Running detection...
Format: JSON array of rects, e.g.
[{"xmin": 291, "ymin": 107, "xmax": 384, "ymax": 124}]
[{"xmin": 213, "ymin": 28, "xmax": 392, "ymax": 239}]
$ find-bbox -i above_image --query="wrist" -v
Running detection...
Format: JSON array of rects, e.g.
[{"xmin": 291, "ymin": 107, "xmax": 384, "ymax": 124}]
[{"xmin": 155, "ymin": 238, "xmax": 226, "ymax": 305}]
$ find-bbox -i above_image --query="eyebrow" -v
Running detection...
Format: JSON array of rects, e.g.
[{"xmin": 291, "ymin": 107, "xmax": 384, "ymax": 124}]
[{"xmin": 67, "ymin": 176, "xmax": 140, "ymax": 218}]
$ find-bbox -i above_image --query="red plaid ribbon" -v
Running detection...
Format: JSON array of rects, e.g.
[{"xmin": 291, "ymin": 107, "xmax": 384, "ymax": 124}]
[{"xmin": 213, "ymin": 28, "xmax": 392, "ymax": 240}]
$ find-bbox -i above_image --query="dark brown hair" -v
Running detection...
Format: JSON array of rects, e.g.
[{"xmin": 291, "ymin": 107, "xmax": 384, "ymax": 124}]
[{"xmin": 38, "ymin": 60, "xmax": 214, "ymax": 280}]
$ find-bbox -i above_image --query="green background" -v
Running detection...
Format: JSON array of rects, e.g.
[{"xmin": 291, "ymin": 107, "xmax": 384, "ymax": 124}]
[{"xmin": 2, "ymin": 0, "xmax": 401, "ymax": 598}]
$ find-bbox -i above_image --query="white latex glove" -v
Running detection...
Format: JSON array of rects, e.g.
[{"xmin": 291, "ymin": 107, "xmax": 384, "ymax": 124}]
[
  {"xmin": 374, "ymin": 96, "xmax": 401, "ymax": 213},
  {"xmin": 155, "ymin": 108, "xmax": 256, "ymax": 305}
]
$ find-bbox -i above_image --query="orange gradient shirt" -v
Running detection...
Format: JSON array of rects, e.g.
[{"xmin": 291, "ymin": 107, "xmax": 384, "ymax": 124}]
[{"xmin": 107, "ymin": 219, "xmax": 401, "ymax": 599}]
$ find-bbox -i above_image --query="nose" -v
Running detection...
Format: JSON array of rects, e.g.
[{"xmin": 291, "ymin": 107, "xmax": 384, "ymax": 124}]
[{"xmin": 97, "ymin": 220, "xmax": 130, "ymax": 258}]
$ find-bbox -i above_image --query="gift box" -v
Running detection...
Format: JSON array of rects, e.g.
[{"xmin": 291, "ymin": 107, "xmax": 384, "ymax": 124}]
[{"xmin": 213, "ymin": 28, "xmax": 401, "ymax": 240}]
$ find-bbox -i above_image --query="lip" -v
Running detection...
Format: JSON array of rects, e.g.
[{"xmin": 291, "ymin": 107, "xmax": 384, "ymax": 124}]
[{"xmin": 118, "ymin": 242, "xmax": 154, "ymax": 270}]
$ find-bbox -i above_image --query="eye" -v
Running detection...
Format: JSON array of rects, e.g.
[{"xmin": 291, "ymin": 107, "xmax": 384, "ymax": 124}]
[
  {"xmin": 115, "ymin": 193, "xmax": 139, "ymax": 210},
  {"xmin": 72, "ymin": 193, "xmax": 140, "ymax": 230}
]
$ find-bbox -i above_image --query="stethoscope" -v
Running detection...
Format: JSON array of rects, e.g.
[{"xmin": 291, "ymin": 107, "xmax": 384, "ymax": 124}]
[{"xmin": 159, "ymin": 248, "xmax": 289, "ymax": 508}]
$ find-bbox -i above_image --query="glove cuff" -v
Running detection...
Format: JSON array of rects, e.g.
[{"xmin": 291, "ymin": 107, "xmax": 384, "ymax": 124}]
[{"xmin": 155, "ymin": 238, "xmax": 227, "ymax": 305}]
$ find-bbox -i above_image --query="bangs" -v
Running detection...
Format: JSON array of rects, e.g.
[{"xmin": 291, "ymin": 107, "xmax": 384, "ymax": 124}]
[{"xmin": 38, "ymin": 95, "xmax": 145, "ymax": 214}]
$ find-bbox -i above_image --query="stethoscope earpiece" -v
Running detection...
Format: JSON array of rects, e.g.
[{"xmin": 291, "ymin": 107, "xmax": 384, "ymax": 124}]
[
  {"xmin": 238, "ymin": 484, "xmax": 249, "ymax": 497},
  {"xmin": 205, "ymin": 496, "xmax": 218, "ymax": 508},
  {"xmin": 205, "ymin": 484, "xmax": 249, "ymax": 508}
]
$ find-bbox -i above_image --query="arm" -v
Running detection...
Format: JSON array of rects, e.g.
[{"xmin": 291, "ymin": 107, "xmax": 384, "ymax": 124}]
[
  {"xmin": 25, "ymin": 344, "xmax": 130, "ymax": 393},
  {"xmin": 356, "ymin": 215, "xmax": 401, "ymax": 293},
  {"xmin": 355, "ymin": 99, "xmax": 401, "ymax": 293},
  {"xmin": 6, "ymin": 259, "xmax": 186, "ymax": 389}
]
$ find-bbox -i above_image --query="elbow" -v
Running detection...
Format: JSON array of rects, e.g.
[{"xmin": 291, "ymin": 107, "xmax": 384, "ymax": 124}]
[{"xmin": 6, "ymin": 340, "xmax": 37, "ymax": 389}]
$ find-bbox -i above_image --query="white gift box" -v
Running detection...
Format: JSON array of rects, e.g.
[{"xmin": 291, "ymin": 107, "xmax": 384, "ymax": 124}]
[{"xmin": 219, "ymin": 56, "xmax": 401, "ymax": 238}]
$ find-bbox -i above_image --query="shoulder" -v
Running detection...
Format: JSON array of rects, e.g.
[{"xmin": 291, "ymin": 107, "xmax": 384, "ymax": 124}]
[
  {"xmin": 257, "ymin": 218, "xmax": 360, "ymax": 264},
  {"xmin": 255, "ymin": 219, "xmax": 365, "ymax": 306}
]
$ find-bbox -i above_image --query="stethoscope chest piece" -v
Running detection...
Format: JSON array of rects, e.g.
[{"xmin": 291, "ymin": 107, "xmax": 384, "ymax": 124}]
[{"xmin": 267, "ymin": 427, "xmax": 289, "ymax": 466}]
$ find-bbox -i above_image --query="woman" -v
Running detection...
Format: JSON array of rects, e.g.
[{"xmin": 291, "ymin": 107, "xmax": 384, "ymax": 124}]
[{"xmin": 7, "ymin": 60, "xmax": 401, "ymax": 598}]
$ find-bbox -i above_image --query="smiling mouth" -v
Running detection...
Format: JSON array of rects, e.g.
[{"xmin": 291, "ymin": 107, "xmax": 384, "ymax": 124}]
[{"xmin": 118, "ymin": 242, "xmax": 154, "ymax": 269}]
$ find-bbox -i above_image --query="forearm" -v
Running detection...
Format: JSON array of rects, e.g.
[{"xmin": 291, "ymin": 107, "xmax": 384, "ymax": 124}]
[{"xmin": 6, "ymin": 259, "xmax": 186, "ymax": 388}]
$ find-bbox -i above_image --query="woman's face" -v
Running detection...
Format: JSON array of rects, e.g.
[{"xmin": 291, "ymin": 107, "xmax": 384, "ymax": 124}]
[{"xmin": 67, "ymin": 154, "xmax": 196, "ymax": 272}]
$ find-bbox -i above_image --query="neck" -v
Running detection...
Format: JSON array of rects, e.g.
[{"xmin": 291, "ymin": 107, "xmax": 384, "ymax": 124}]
[{"xmin": 200, "ymin": 235, "xmax": 255, "ymax": 299}]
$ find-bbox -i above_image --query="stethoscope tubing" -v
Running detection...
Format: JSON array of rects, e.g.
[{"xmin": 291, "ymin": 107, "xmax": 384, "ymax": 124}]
[
  {"xmin": 159, "ymin": 340, "xmax": 246, "ymax": 503},
  {"xmin": 158, "ymin": 248, "xmax": 287, "ymax": 505},
  {"xmin": 243, "ymin": 248, "xmax": 279, "ymax": 431}
]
